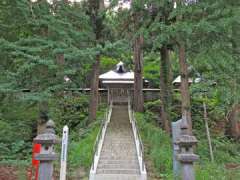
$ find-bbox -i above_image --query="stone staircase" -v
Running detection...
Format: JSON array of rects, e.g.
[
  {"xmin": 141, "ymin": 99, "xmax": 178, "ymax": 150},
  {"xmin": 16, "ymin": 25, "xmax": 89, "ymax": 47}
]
[{"xmin": 94, "ymin": 105, "xmax": 142, "ymax": 180}]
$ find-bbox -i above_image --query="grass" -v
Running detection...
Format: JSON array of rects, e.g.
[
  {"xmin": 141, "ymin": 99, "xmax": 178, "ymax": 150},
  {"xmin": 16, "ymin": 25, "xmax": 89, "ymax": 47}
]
[
  {"xmin": 135, "ymin": 111, "xmax": 240, "ymax": 180},
  {"xmin": 68, "ymin": 124, "xmax": 100, "ymax": 169},
  {"xmin": 65, "ymin": 108, "xmax": 106, "ymax": 178},
  {"xmin": 135, "ymin": 112, "xmax": 173, "ymax": 179},
  {"xmin": 195, "ymin": 162, "xmax": 240, "ymax": 180}
]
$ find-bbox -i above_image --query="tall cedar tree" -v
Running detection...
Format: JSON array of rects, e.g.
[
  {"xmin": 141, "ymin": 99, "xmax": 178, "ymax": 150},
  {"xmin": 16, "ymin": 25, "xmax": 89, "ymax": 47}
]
[
  {"xmin": 158, "ymin": 1, "xmax": 173, "ymax": 133},
  {"xmin": 133, "ymin": 1, "xmax": 144, "ymax": 112},
  {"xmin": 0, "ymin": 0, "xmax": 94, "ymax": 132},
  {"xmin": 227, "ymin": 0, "xmax": 240, "ymax": 139},
  {"xmin": 160, "ymin": 46, "xmax": 172, "ymax": 133},
  {"xmin": 133, "ymin": 35, "xmax": 144, "ymax": 112},
  {"xmin": 148, "ymin": 1, "xmax": 173, "ymax": 132},
  {"xmin": 88, "ymin": 0, "xmax": 104, "ymax": 121},
  {"xmin": 177, "ymin": 0, "xmax": 192, "ymax": 133}
]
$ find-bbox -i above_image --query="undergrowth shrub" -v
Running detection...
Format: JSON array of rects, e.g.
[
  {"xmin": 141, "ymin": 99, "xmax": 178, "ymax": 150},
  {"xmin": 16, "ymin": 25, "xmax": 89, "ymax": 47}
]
[
  {"xmin": 66, "ymin": 104, "xmax": 106, "ymax": 172},
  {"xmin": 136, "ymin": 107, "xmax": 240, "ymax": 180},
  {"xmin": 135, "ymin": 112, "xmax": 173, "ymax": 179},
  {"xmin": 0, "ymin": 96, "xmax": 37, "ymax": 161}
]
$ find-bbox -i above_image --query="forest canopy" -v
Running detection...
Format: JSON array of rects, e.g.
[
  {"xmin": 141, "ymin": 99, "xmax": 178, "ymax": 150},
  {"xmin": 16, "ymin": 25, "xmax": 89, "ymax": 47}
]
[{"xmin": 0, "ymin": 0, "xmax": 239, "ymax": 179}]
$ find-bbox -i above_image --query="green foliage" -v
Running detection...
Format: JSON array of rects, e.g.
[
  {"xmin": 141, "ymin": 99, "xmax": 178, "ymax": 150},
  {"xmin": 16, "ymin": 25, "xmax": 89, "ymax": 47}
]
[
  {"xmin": 195, "ymin": 163, "xmax": 240, "ymax": 180},
  {"xmin": 136, "ymin": 107, "xmax": 240, "ymax": 180},
  {"xmin": 144, "ymin": 100, "xmax": 161, "ymax": 112},
  {"xmin": 100, "ymin": 56, "xmax": 118, "ymax": 73},
  {"xmin": 0, "ymin": 0, "xmax": 240, "ymax": 178},
  {"xmin": 49, "ymin": 94, "xmax": 90, "ymax": 133},
  {"xmin": 68, "ymin": 125, "xmax": 99, "ymax": 169},
  {"xmin": 67, "ymin": 106, "xmax": 106, "ymax": 170},
  {"xmin": 0, "ymin": 95, "xmax": 38, "ymax": 160},
  {"xmin": 143, "ymin": 54, "xmax": 160, "ymax": 87},
  {"xmin": 0, "ymin": 0, "xmax": 95, "ymax": 96},
  {"xmin": 48, "ymin": 93, "xmax": 101, "ymax": 171},
  {"xmin": 135, "ymin": 112, "xmax": 173, "ymax": 179},
  {"xmin": 199, "ymin": 136, "xmax": 240, "ymax": 163}
]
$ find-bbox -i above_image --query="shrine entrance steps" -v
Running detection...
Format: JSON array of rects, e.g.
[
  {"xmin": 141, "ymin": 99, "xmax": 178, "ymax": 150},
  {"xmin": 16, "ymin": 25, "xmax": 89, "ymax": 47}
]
[{"xmin": 94, "ymin": 105, "xmax": 141, "ymax": 180}]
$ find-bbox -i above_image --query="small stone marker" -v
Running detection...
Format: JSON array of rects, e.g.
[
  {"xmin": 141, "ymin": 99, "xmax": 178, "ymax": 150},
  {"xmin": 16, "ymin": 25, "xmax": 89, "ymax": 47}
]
[
  {"xmin": 176, "ymin": 117, "xmax": 199, "ymax": 180},
  {"xmin": 60, "ymin": 125, "xmax": 69, "ymax": 180},
  {"xmin": 33, "ymin": 119, "xmax": 58, "ymax": 180},
  {"xmin": 172, "ymin": 119, "xmax": 182, "ymax": 178}
]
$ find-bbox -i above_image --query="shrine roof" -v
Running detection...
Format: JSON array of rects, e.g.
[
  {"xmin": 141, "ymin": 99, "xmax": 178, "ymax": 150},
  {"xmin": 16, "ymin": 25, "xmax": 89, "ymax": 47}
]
[{"xmin": 99, "ymin": 61, "xmax": 134, "ymax": 82}]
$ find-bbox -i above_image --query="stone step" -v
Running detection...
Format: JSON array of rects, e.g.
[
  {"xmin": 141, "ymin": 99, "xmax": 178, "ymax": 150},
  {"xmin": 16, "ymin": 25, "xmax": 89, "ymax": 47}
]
[
  {"xmin": 106, "ymin": 132, "xmax": 132, "ymax": 134},
  {"xmin": 94, "ymin": 174, "xmax": 142, "ymax": 180},
  {"xmin": 102, "ymin": 144, "xmax": 135, "ymax": 148},
  {"xmin": 97, "ymin": 163, "xmax": 139, "ymax": 169},
  {"xmin": 102, "ymin": 146, "xmax": 135, "ymax": 150},
  {"xmin": 100, "ymin": 156, "xmax": 138, "ymax": 161},
  {"xmin": 94, "ymin": 104, "xmax": 142, "ymax": 178},
  {"xmin": 101, "ymin": 150, "xmax": 137, "ymax": 155},
  {"xmin": 107, "ymin": 128, "xmax": 132, "ymax": 131},
  {"xmin": 104, "ymin": 139, "xmax": 134, "ymax": 142},
  {"xmin": 104, "ymin": 138, "xmax": 134, "ymax": 141},
  {"xmin": 103, "ymin": 140, "xmax": 135, "ymax": 144},
  {"xmin": 104, "ymin": 136, "xmax": 133, "ymax": 139},
  {"xmin": 102, "ymin": 143, "xmax": 135, "ymax": 146},
  {"xmin": 107, "ymin": 130, "xmax": 131, "ymax": 132},
  {"xmin": 98, "ymin": 159, "xmax": 139, "ymax": 165},
  {"xmin": 105, "ymin": 134, "xmax": 133, "ymax": 137},
  {"xmin": 101, "ymin": 147, "xmax": 136, "ymax": 151},
  {"xmin": 108, "ymin": 124, "xmax": 131, "ymax": 126},
  {"xmin": 97, "ymin": 169, "xmax": 140, "ymax": 175},
  {"xmin": 108, "ymin": 126, "xmax": 131, "ymax": 128},
  {"xmin": 100, "ymin": 154, "xmax": 137, "ymax": 159}
]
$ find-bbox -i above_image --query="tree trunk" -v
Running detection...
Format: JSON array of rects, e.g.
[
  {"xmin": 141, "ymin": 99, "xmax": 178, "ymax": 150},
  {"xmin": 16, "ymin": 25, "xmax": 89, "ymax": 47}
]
[
  {"xmin": 227, "ymin": 1, "xmax": 240, "ymax": 140},
  {"xmin": 227, "ymin": 104, "xmax": 240, "ymax": 140},
  {"xmin": 88, "ymin": 0, "xmax": 104, "ymax": 121},
  {"xmin": 178, "ymin": 43, "xmax": 192, "ymax": 133},
  {"xmin": 37, "ymin": 100, "xmax": 49, "ymax": 135},
  {"xmin": 37, "ymin": 22, "xmax": 50, "ymax": 134},
  {"xmin": 160, "ymin": 46, "xmax": 172, "ymax": 133},
  {"xmin": 133, "ymin": 35, "xmax": 144, "ymax": 112},
  {"xmin": 231, "ymin": 1, "xmax": 240, "ymax": 58},
  {"xmin": 89, "ymin": 55, "xmax": 100, "ymax": 121},
  {"xmin": 55, "ymin": 53, "xmax": 65, "ymax": 87}
]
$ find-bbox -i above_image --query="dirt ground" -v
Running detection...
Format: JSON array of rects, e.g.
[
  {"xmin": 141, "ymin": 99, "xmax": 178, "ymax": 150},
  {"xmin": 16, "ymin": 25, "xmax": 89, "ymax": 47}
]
[{"xmin": 0, "ymin": 166, "xmax": 18, "ymax": 180}]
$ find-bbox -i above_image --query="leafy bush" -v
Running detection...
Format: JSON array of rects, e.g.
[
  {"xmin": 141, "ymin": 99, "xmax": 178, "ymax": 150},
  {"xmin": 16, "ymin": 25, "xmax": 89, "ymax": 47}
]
[
  {"xmin": 49, "ymin": 94, "xmax": 90, "ymax": 134},
  {"xmin": 144, "ymin": 59, "xmax": 160, "ymax": 88},
  {"xmin": 0, "ymin": 96, "xmax": 37, "ymax": 161}
]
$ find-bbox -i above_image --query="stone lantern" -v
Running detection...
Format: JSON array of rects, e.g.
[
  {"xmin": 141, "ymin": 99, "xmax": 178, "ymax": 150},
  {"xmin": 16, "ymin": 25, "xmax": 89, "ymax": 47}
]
[
  {"xmin": 34, "ymin": 119, "xmax": 59, "ymax": 180},
  {"xmin": 176, "ymin": 117, "xmax": 199, "ymax": 180}
]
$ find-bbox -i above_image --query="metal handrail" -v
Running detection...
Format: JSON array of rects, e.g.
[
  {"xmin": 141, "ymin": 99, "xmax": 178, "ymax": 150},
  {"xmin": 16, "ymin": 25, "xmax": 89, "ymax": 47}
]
[
  {"xmin": 132, "ymin": 113, "xmax": 145, "ymax": 171},
  {"xmin": 91, "ymin": 102, "xmax": 112, "ymax": 171},
  {"xmin": 128, "ymin": 98, "xmax": 146, "ymax": 172}
]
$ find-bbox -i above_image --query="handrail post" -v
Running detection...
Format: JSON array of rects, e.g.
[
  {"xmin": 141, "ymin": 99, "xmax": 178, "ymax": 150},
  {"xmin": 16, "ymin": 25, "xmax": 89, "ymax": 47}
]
[
  {"xmin": 128, "ymin": 98, "xmax": 146, "ymax": 177},
  {"xmin": 90, "ymin": 102, "xmax": 113, "ymax": 176}
]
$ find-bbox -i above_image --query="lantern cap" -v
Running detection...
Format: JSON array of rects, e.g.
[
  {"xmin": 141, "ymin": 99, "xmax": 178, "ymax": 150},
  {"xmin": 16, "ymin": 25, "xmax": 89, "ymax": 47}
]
[{"xmin": 33, "ymin": 119, "xmax": 59, "ymax": 144}]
